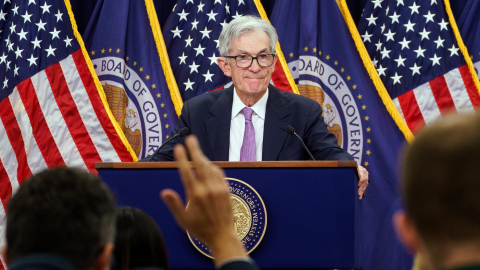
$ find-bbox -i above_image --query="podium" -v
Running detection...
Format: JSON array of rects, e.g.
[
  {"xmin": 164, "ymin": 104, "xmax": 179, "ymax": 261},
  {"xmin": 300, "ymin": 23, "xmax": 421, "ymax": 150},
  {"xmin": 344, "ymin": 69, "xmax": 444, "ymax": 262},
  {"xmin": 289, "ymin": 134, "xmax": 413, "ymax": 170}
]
[{"xmin": 96, "ymin": 161, "xmax": 363, "ymax": 269}]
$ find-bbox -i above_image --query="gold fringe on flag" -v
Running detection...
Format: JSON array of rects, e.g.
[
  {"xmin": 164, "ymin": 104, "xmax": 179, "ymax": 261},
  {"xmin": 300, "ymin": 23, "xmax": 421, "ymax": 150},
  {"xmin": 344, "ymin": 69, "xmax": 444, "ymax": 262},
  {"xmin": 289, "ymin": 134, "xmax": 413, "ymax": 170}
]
[
  {"xmin": 145, "ymin": 0, "xmax": 184, "ymax": 116},
  {"xmin": 253, "ymin": 0, "xmax": 300, "ymax": 95},
  {"xmin": 64, "ymin": 0, "xmax": 138, "ymax": 161}
]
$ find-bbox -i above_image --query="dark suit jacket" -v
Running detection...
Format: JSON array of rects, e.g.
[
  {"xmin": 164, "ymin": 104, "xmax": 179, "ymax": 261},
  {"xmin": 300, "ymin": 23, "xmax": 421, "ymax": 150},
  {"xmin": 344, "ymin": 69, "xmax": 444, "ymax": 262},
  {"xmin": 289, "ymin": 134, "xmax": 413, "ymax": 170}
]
[{"xmin": 147, "ymin": 85, "xmax": 353, "ymax": 161}]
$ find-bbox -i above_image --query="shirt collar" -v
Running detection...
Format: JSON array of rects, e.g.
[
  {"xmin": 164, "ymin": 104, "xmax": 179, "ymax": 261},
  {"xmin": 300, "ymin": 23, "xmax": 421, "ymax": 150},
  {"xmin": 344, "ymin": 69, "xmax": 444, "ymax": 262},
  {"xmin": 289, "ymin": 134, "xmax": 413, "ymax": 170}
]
[{"xmin": 231, "ymin": 87, "xmax": 269, "ymax": 120}]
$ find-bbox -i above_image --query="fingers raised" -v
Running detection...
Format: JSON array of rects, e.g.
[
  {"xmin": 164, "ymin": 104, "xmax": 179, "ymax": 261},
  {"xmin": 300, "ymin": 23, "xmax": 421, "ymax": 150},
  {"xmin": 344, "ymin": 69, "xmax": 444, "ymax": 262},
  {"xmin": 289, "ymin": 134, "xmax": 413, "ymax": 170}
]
[
  {"xmin": 160, "ymin": 189, "xmax": 187, "ymax": 228},
  {"xmin": 174, "ymin": 143, "xmax": 196, "ymax": 197},
  {"xmin": 185, "ymin": 135, "xmax": 210, "ymax": 183}
]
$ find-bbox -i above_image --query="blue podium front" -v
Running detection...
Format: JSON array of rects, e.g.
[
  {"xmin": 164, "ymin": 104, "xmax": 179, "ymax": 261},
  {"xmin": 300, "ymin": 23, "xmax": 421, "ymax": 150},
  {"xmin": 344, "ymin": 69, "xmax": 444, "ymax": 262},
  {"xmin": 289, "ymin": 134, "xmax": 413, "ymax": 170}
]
[{"xmin": 96, "ymin": 161, "xmax": 363, "ymax": 269}]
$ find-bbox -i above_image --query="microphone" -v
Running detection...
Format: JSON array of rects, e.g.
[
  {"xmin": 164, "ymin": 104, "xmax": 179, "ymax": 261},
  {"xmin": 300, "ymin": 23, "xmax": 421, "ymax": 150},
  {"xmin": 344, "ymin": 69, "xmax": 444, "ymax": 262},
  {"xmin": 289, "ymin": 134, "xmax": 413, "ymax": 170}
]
[
  {"xmin": 285, "ymin": 125, "xmax": 315, "ymax": 160},
  {"xmin": 148, "ymin": 127, "xmax": 190, "ymax": 161}
]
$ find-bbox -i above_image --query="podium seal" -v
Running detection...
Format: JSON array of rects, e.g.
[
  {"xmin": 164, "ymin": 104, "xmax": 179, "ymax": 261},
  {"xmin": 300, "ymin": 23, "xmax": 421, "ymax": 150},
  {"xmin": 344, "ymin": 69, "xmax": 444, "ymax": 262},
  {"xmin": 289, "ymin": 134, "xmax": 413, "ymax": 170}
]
[{"xmin": 188, "ymin": 178, "xmax": 267, "ymax": 258}]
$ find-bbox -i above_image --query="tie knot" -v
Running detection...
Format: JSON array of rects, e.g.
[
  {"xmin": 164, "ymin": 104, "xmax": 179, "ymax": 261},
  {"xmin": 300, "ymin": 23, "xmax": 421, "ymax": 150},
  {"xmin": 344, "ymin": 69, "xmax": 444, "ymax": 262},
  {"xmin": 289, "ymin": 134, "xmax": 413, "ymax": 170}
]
[{"xmin": 242, "ymin": 107, "xmax": 254, "ymax": 121}]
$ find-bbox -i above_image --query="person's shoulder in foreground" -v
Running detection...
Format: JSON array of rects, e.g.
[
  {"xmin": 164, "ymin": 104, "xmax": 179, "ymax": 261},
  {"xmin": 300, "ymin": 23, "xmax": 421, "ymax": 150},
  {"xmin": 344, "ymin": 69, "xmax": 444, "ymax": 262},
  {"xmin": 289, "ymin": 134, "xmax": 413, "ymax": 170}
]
[{"xmin": 394, "ymin": 112, "xmax": 480, "ymax": 270}]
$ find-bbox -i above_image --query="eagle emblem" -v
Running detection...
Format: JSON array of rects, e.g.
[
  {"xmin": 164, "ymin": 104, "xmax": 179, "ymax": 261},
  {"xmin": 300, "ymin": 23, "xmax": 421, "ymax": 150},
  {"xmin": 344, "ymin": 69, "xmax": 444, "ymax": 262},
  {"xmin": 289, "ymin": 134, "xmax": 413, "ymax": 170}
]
[
  {"xmin": 298, "ymin": 84, "xmax": 343, "ymax": 146},
  {"xmin": 103, "ymin": 83, "xmax": 142, "ymax": 157}
]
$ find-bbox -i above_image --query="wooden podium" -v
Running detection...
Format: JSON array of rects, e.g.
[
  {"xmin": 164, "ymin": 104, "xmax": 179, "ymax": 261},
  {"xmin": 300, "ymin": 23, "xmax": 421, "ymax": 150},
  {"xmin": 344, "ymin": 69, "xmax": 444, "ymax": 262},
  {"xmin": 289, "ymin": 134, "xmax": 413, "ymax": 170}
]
[{"xmin": 96, "ymin": 161, "xmax": 363, "ymax": 269}]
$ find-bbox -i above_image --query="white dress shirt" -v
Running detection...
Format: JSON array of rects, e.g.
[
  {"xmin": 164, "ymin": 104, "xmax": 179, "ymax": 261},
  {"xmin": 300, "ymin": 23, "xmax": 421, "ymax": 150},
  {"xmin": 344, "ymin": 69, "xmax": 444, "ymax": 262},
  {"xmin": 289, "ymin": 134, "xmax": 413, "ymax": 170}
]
[{"xmin": 228, "ymin": 88, "xmax": 268, "ymax": 161}]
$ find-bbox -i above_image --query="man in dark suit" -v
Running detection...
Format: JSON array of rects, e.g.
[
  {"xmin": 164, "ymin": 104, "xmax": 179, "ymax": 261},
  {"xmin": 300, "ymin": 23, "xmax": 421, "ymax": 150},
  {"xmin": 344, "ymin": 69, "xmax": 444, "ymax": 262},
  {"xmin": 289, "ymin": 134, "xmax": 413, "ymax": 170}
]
[{"xmin": 148, "ymin": 15, "xmax": 368, "ymax": 199}]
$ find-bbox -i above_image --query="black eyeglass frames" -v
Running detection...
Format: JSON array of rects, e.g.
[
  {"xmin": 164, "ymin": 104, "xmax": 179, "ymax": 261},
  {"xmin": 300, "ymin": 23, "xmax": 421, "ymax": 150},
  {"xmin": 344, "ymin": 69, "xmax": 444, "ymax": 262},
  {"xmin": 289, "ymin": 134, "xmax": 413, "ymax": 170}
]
[{"xmin": 224, "ymin": 53, "xmax": 276, "ymax": 68}]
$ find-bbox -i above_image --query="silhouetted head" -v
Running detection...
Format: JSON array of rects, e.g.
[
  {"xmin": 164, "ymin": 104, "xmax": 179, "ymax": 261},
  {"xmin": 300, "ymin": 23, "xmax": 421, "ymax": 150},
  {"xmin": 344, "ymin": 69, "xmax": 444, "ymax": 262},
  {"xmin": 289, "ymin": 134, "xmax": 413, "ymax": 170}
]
[
  {"xmin": 5, "ymin": 167, "xmax": 116, "ymax": 270},
  {"xmin": 395, "ymin": 113, "xmax": 480, "ymax": 269},
  {"xmin": 113, "ymin": 207, "xmax": 169, "ymax": 270}
]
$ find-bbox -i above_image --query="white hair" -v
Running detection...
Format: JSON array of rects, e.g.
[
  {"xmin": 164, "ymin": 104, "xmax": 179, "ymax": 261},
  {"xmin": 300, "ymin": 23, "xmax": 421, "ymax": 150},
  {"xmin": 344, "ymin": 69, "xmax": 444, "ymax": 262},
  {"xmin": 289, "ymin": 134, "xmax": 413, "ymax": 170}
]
[{"xmin": 218, "ymin": 15, "xmax": 278, "ymax": 56}]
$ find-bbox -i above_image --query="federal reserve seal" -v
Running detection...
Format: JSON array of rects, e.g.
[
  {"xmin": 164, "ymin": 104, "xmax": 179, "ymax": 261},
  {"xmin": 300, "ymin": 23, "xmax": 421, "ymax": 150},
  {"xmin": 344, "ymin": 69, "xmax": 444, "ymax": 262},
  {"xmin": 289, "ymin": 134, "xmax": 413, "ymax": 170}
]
[
  {"xmin": 288, "ymin": 54, "xmax": 365, "ymax": 164},
  {"xmin": 91, "ymin": 56, "xmax": 163, "ymax": 159},
  {"xmin": 187, "ymin": 178, "xmax": 267, "ymax": 258}
]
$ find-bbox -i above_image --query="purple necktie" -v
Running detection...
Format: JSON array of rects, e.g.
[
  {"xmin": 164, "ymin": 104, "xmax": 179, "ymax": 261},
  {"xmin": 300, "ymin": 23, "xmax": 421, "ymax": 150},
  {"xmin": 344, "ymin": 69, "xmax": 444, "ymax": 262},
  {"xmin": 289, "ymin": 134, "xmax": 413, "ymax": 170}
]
[{"xmin": 240, "ymin": 107, "xmax": 256, "ymax": 161}]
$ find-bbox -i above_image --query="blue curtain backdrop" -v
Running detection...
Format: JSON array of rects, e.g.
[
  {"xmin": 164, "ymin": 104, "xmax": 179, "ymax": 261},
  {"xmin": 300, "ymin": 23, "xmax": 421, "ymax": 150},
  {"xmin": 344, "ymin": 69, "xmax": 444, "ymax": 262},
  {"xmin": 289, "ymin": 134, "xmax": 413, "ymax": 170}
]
[{"xmin": 70, "ymin": 0, "xmax": 469, "ymax": 36}]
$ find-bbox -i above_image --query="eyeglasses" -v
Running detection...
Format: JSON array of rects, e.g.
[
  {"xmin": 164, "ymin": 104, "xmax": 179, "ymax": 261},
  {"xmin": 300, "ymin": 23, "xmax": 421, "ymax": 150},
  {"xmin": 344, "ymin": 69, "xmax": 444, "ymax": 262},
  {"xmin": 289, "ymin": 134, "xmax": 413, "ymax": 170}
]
[{"xmin": 224, "ymin": 53, "xmax": 276, "ymax": 68}]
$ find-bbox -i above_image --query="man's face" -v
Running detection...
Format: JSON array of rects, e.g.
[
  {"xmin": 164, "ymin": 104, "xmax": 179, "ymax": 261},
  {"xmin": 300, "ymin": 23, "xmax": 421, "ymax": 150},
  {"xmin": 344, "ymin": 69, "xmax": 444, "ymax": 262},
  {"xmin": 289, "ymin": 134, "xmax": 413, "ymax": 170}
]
[{"xmin": 218, "ymin": 30, "xmax": 277, "ymax": 104}]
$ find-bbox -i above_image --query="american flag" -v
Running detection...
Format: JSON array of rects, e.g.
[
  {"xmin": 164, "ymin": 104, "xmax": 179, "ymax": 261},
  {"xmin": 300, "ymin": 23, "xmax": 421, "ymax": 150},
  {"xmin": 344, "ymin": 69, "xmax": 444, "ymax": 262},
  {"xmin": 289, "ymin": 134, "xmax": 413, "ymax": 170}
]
[
  {"xmin": 163, "ymin": 0, "xmax": 297, "ymax": 102},
  {"xmin": 457, "ymin": 0, "xmax": 480, "ymax": 84},
  {"xmin": 82, "ymin": 0, "xmax": 183, "ymax": 159},
  {"xmin": 358, "ymin": 0, "xmax": 480, "ymax": 133},
  {"xmin": 0, "ymin": 0, "xmax": 136, "ymax": 267}
]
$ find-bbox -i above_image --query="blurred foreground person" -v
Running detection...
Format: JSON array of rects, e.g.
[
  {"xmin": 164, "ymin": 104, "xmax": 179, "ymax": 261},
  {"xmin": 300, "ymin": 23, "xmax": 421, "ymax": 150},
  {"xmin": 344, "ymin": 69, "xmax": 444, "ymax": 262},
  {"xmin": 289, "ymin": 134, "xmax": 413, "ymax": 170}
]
[
  {"xmin": 394, "ymin": 113, "xmax": 480, "ymax": 270},
  {"xmin": 113, "ymin": 207, "xmax": 169, "ymax": 270},
  {"xmin": 2, "ymin": 167, "xmax": 116, "ymax": 270}
]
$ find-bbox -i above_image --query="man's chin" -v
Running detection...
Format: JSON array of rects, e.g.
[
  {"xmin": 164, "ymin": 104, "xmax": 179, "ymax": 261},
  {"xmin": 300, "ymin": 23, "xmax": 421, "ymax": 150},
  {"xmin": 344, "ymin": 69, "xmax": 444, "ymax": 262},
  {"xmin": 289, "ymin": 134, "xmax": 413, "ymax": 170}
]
[
  {"xmin": 246, "ymin": 80, "xmax": 263, "ymax": 91},
  {"xmin": 245, "ymin": 88, "xmax": 267, "ymax": 97}
]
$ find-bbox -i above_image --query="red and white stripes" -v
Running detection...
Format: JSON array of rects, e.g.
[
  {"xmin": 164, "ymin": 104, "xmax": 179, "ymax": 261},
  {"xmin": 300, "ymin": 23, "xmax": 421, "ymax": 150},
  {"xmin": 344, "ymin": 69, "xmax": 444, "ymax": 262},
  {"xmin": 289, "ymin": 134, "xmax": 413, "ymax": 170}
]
[
  {"xmin": 0, "ymin": 49, "xmax": 135, "ymax": 257},
  {"xmin": 394, "ymin": 65, "xmax": 480, "ymax": 133}
]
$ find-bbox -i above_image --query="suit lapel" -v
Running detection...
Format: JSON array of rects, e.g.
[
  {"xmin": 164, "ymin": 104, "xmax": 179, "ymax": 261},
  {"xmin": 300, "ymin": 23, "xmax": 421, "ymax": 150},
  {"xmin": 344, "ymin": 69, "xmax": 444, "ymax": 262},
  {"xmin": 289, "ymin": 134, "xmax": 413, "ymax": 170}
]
[
  {"xmin": 263, "ymin": 86, "xmax": 292, "ymax": 161},
  {"xmin": 205, "ymin": 87, "xmax": 234, "ymax": 161}
]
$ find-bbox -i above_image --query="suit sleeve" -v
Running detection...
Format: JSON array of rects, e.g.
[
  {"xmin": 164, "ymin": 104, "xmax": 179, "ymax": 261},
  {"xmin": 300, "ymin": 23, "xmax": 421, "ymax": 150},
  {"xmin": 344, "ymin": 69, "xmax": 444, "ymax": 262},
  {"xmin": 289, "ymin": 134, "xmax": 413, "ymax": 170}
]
[
  {"xmin": 140, "ymin": 101, "xmax": 191, "ymax": 162},
  {"xmin": 218, "ymin": 260, "xmax": 259, "ymax": 270},
  {"xmin": 304, "ymin": 101, "xmax": 354, "ymax": 161}
]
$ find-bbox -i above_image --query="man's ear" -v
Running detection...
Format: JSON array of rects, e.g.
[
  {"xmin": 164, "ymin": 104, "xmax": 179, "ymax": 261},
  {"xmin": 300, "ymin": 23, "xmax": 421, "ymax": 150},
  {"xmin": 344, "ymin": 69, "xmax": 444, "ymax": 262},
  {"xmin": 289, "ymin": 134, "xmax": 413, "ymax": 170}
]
[
  {"xmin": 90, "ymin": 243, "xmax": 114, "ymax": 270},
  {"xmin": 1, "ymin": 246, "xmax": 9, "ymax": 266},
  {"xmin": 393, "ymin": 211, "xmax": 422, "ymax": 254},
  {"xmin": 272, "ymin": 54, "xmax": 278, "ymax": 71},
  {"xmin": 217, "ymin": 57, "xmax": 232, "ymax": 77}
]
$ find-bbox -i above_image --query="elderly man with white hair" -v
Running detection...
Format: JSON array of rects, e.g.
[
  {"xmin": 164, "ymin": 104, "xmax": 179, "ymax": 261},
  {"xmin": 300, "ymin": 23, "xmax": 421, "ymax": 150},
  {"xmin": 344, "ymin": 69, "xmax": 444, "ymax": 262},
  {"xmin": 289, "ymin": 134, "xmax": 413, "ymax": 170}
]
[{"xmin": 147, "ymin": 15, "xmax": 369, "ymax": 199}]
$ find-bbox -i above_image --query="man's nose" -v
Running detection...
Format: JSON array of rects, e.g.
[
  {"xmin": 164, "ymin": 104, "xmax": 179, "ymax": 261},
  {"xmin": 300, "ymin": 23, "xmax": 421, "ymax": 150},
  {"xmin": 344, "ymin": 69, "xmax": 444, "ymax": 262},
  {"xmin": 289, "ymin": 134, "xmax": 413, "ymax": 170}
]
[{"xmin": 248, "ymin": 58, "xmax": 262, "ymax": 72}]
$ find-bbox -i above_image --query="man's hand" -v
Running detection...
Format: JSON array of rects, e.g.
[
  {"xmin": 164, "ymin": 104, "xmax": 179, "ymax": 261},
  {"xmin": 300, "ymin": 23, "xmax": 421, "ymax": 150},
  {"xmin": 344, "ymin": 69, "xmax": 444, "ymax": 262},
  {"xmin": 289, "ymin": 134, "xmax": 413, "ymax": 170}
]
[
  {"xmin": 357, "ymin": 165, "xmax": 369, "ymax": 200},
  {"xmin": 160, "ymin": 135, "xmax": 248, "ymax": 265}
]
